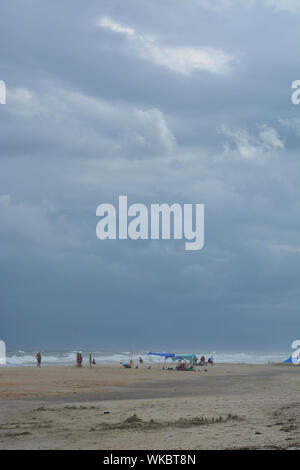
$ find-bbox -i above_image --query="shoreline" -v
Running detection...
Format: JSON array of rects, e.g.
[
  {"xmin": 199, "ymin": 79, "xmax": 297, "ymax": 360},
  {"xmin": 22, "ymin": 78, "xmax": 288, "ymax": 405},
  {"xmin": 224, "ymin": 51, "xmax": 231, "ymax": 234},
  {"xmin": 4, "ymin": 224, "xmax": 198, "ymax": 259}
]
[{"xmin": 2, "ymin": 350, "xmax": 291, "ymax": 369}]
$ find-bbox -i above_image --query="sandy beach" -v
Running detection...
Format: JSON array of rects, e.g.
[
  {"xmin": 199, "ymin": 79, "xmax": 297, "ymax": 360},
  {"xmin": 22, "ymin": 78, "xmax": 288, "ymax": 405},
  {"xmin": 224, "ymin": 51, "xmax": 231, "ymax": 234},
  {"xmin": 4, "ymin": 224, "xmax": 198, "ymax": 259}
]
[{"xmin": 0, "ymin": 363, "xmax": 299, "ymax": 450}]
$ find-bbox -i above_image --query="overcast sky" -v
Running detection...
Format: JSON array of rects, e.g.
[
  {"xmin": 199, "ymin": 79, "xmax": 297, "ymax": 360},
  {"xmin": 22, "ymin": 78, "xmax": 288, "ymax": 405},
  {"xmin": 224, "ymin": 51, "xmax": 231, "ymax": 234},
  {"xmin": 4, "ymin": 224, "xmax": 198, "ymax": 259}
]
[{"xmin": 0, "ymin": 0, "xmax": 299, "ymax": 352}]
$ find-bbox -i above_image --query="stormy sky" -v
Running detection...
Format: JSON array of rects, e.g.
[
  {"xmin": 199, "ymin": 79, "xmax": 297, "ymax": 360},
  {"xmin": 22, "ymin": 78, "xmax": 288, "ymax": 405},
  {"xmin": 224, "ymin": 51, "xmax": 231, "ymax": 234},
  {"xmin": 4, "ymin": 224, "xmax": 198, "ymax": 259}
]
[{"xmin": 0, "ymin": 0, "xmax": 299, "ymax": 352}]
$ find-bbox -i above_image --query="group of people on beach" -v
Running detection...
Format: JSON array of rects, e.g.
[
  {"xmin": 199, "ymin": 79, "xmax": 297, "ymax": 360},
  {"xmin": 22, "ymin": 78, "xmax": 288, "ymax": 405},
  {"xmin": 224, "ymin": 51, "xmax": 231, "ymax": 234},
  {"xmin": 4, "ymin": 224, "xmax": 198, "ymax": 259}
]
[
  {"xmin": 176, "ymin": 355, "xmax": 214, "ymax": 371},
  {"xmin": 35, "ymin": 352, "xmax": 96, "ymax": 367},
  {"xmin": 121, "ymin": 357, "xmax": 144, "ymax": 369},
  {"xmin": 120, "ymin": 355, "xmax": 214, "ymax": 370},
  {"xmin": 77, "ymin": 352, "xmax": 96, "ymax": 367},
  {"xmin": 196, "ymin": 355, "xmax": 214, "ymax": 366},
  {"xmin": 35, "ymin": 352, "xmax": 214, "ymax": 368}
]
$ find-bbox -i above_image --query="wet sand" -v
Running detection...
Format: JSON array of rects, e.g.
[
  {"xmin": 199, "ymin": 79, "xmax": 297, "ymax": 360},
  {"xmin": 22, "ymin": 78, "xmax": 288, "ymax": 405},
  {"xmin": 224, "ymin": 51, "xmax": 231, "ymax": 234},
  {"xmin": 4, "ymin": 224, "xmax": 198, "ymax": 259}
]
[{"xmin": 0, "ymin": 363, "xmax": 299, "ymax": 449}]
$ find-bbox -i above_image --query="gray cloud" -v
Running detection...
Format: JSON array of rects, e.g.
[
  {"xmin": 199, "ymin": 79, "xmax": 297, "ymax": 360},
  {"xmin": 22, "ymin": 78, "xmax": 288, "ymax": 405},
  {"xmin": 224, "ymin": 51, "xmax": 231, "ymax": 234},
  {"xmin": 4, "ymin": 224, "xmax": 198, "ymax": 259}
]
[
  {"xmin": 0, "ymin": 0, "xmax": 299, "ymax": 351},
  {"xmin": 98, "ymin": 16, "xmax": 234, "ymax": 75}
]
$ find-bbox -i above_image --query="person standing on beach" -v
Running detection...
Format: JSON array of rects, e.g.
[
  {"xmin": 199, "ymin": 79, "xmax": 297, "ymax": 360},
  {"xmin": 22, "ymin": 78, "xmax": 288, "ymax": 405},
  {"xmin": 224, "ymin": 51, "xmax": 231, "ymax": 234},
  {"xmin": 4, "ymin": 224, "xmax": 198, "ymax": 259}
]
[
  {"xmin": 208, "ymin": 355, "xmax": 214, "ymax": 366},
  {"xmin": 76, "ymin": 352, "xmax": 82, "ymax": 367},
  {"xmin": 89, "ymin": 353, "xmax": 92, "ymax": 367},
  {"xmin": 36, "ymin": 352, "xmax": 41, "ymax": 367}
]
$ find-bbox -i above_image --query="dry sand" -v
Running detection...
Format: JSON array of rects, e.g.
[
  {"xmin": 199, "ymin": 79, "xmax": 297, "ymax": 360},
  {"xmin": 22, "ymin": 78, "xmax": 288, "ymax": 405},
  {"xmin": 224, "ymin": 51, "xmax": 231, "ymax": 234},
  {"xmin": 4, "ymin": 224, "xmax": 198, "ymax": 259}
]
[{"xmin": 0, "ymin": 363, "xmax": 299, "ymax": 450}]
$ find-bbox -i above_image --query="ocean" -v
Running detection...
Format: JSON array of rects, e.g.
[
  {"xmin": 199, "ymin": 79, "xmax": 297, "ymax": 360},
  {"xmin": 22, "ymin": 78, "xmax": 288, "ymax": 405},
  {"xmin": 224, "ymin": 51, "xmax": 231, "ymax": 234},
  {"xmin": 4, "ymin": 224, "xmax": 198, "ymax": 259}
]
[{"xmin": 0, "ymin": 350, "xmax": 290, "ymax": 367}]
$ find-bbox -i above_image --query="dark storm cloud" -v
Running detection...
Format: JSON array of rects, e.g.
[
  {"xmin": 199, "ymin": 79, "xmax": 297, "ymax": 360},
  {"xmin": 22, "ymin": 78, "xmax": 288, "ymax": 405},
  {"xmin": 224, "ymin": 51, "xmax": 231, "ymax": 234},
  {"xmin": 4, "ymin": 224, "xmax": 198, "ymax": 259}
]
[{"xmin": 0, "ymin": 0, "xmax": 299, "ymax": 351}]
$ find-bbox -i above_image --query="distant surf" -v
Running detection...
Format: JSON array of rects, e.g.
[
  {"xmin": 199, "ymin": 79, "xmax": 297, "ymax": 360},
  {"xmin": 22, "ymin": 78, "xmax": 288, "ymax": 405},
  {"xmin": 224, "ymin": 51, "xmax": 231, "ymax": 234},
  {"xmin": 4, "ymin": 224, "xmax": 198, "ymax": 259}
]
[{"xmin": 1, "ymin": 350, "xmax": 289, "ymax": 367}]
